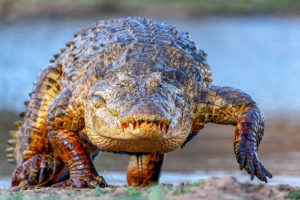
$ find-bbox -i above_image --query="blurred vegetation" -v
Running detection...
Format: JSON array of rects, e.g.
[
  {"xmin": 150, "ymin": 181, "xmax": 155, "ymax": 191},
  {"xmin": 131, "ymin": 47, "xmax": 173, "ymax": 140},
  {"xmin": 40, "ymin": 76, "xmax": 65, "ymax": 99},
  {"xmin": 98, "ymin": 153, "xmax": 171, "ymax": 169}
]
[
  {"xmin": 0, "ymin": 180, "xmax": 295, "ymax": 199},
  {"xmin": 1, "ymin": 0, "xmax": 300, "ymax": 20},
  {"xmin": 0, "ymin": 182, "xmax": 201, "ymax": 200},
  {"xmin": 284, "ymin": 190, "xmax": 300, "ymax": 200}
]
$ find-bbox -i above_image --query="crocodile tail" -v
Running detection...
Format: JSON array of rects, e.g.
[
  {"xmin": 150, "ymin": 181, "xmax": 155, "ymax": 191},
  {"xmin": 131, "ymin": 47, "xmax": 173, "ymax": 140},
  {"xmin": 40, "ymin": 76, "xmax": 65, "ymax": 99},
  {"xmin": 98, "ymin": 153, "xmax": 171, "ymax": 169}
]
[{"xmin": 6, "ymin": 103, "xmax": 27, "ymax": 164}]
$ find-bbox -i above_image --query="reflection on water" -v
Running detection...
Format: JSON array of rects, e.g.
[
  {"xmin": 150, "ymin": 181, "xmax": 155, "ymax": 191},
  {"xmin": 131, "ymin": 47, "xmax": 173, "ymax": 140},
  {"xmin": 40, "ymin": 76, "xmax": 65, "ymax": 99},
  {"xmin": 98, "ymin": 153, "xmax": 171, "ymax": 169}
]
[{"xmin": 1, "ymin": 16, "xmax": 300, "ymax": 112}]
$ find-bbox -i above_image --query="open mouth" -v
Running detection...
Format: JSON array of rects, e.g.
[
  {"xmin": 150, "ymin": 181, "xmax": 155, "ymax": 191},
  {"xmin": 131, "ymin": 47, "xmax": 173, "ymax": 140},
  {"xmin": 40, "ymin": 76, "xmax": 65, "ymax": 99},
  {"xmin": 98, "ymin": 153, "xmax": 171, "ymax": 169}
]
[{"xmin": 120, "ymin": 119, "xmax": 170, "ymax": 134}]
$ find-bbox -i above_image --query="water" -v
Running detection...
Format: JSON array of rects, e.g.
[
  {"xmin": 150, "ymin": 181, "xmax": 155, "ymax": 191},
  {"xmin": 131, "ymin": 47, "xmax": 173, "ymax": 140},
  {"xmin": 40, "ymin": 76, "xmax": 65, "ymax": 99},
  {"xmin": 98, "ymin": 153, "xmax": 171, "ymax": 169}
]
[
  {"xmin": 1, "ymin": 171, "xmax": 300, "ymax": 189},
  {"xmin": 1, "ymin": 16, "xmax": 300, "ymax": 112}
]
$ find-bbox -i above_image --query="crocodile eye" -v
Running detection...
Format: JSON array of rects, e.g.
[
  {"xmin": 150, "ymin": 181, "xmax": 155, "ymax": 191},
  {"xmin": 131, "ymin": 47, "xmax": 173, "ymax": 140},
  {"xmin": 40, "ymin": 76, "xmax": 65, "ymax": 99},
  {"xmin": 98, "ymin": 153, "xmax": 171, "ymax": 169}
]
[
  {"xmin": 90, "ymin": 93, "xmax": 106, "ymax": 108},
  {"xmin": 146, "ymin": 72, "xmax": 162, "ymax": 89},
  {"xmin": 117, "ymin": 72, "xmax": 136, "ymax": 88}
]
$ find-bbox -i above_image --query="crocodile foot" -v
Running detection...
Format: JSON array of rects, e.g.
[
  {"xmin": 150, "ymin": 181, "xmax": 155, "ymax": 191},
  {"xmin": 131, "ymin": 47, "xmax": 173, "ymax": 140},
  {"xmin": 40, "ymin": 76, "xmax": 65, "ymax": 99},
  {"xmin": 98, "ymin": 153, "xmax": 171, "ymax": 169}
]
[
  {"xmin": 11, "ymin": 153, "xmax": 56, "ymax": 189},
  {"xmin": 235, "ymin": 142, "xmax": 273, "ymax": 183},
  {"xmin": 52, "ymin": 175, "xmax": 107, "ymax": 188}
]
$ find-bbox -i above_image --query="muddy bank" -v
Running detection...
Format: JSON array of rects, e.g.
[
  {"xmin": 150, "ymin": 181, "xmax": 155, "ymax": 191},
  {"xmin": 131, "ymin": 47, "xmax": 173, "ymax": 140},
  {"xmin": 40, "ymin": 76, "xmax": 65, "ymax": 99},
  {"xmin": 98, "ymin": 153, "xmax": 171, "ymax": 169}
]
[{"xmin": 0, "ymin": 177, "xmax": 298, "ymax": 200}]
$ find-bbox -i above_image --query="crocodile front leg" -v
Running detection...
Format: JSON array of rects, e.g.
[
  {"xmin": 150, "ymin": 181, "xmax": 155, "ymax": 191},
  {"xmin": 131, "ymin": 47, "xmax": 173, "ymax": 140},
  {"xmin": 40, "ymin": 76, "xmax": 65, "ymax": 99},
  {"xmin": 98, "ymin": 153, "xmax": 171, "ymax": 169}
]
[
  {"xmin": 49, "ymin": 129, "xmax": 106, "ymax": 188},
  {"xmin": 194, "ymin": 86, "xmax": 272, "ymax": 182},
  {"xmin": 47, "ymin": 88, "xmax": 107, "ymax": 188}
]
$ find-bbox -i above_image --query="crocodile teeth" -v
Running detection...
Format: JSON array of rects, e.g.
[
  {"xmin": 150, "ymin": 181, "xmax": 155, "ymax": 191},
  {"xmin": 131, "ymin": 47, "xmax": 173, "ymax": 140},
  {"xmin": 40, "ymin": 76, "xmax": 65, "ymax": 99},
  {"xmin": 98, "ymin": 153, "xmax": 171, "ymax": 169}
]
[
  {"xmin": 133, "ymin": 122, "xmax": 136, "ymax": 130},
  {"xmin": 166, "ymin": 125, "xmax": 170, "ymax": 134},
  {"xmin": 120, "ymin": 120, "xmax": 171, "ymax": 134},
  {"xmin": 160, "ymin": 123, "xmax": 164, "ymax": 131}
]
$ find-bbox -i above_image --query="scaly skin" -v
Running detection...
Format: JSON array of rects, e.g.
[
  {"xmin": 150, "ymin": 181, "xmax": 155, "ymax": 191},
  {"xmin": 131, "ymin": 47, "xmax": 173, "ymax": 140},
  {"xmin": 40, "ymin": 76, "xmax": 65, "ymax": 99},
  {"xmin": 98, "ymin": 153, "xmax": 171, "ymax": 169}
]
[
  {"xmin": 127, "ymin": 153, "xmax": 165, "ymax": 186},
  {"xmin": 10, "ymin": 17, "xmax": 271, "ymax": 189},
  {"xmin": 193, "ymin": 86, "xmax": 272, "ymax": 182}
]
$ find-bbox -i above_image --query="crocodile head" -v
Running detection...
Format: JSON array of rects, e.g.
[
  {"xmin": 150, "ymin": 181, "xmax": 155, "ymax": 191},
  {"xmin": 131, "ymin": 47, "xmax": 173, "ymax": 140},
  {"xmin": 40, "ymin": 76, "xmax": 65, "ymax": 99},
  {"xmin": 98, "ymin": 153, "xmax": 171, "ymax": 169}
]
[
  {"xmin": 84, "ymin": 69, "xmax": 195, "ymax": 153},
  {"xmin": 85, "ymin": 67, "xmax": 199, "ymax": 153}
]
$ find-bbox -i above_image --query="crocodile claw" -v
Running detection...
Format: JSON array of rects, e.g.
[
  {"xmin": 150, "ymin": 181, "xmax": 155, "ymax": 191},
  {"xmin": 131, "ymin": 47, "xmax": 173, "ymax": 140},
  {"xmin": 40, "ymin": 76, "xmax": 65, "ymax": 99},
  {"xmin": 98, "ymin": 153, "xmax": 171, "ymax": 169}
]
[
  {"xmin": 52, "ymin": 175, "xmax": 107, "ymax": 188},
  {"xmin": 11, "ymin": 154, "xmax": 56, "ymax": 189},
  {"xmin": 235, "ymin": 142, "xmax": 272, "ymax": 183}
]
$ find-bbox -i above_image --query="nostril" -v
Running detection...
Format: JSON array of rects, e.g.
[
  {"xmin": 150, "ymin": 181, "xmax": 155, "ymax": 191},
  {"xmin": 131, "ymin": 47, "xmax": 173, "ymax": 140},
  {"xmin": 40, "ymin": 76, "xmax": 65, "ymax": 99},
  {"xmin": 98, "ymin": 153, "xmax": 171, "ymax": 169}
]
[
  {"xmin": 121, "ymin": 102, "xmax": 169, "ymax": 120},
  {"xmin": 146, "ymin": 72, "xmax": 162, "ymax": 90}
]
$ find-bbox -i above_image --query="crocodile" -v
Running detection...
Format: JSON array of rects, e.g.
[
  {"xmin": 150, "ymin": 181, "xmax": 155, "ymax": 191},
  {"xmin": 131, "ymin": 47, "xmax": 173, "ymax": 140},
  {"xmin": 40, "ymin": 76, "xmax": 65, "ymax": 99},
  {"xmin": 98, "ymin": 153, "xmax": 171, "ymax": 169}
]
[{"xmin": 7, "ymin": 17, "xmax": 272, "ymax": 189}]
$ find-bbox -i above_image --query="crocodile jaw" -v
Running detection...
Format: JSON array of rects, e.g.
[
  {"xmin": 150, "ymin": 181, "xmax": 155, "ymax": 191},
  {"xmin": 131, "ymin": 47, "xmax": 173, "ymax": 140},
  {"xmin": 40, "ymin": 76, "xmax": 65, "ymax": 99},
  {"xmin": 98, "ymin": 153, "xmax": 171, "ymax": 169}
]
[
  {"xmin": 89, "ymin": 134, "xmax": 187, "ymax": 153},
  {"xmin": 85, "ymin": 106, "xmax": 191, "ymax": 153}
]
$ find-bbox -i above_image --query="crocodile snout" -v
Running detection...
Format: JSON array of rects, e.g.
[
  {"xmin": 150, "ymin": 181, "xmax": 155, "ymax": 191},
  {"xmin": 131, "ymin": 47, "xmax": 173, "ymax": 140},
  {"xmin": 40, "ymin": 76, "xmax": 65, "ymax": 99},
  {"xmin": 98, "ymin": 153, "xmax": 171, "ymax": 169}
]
[{"xmin": 119, "ymin": 103, "xmax": 171, "ymax": 135}]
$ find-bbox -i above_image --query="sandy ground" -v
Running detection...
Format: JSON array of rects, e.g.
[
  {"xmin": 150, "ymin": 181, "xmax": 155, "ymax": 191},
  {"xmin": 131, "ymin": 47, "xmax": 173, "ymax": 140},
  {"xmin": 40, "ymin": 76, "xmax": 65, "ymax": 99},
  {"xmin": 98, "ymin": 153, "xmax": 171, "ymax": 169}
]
[{"xmin": 0, "ymin": 176, "xmax": 297, "ymax": 200}]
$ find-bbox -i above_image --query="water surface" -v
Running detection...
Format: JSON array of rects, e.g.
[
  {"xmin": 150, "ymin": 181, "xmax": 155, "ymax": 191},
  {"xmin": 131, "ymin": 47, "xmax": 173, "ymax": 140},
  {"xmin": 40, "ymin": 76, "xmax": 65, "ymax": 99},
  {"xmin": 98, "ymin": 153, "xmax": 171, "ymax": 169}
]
[{"xmin": 1, "ymin": 16, "xmax": 300, "ymax": 112}]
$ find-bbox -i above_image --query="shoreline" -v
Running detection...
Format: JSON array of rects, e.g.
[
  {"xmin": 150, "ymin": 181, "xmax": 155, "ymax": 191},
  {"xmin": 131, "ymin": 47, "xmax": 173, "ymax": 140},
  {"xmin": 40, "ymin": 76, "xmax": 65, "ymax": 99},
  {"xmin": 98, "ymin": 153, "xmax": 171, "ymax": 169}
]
[
  {"xmin": 0, "ymin": 177, "xmax": 298, "ymax": 200},
  {"xmin": 2, "ymin": 171, "xmax": 300, "ymax": 189}
]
